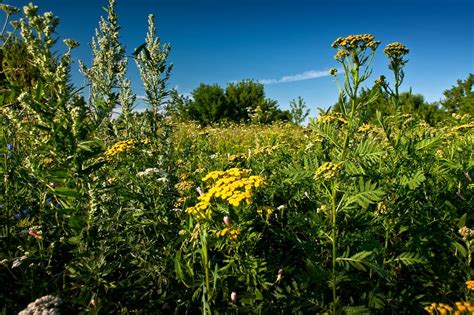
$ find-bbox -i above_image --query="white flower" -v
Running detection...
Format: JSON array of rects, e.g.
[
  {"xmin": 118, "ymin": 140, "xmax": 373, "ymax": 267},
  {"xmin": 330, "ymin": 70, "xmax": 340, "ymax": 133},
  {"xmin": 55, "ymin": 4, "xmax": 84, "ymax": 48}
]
[{"xmin": 137, "ymin": 168, "xmax": 162, "ymax": 177}]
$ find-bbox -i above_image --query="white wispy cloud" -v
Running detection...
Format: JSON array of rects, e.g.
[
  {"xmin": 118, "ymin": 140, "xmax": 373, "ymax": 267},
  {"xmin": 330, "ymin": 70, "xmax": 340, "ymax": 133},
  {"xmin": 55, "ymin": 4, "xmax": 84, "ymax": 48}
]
[{"xmin": 259, "ymin": 69, "xmax": 335, "ymax": 84}]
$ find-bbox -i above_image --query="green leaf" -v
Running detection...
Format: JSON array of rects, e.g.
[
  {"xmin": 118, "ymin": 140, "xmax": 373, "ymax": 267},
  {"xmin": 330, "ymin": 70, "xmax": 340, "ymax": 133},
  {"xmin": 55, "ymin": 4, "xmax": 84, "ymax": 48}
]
[
  {"xmin": 337, "ymin": 250, "xmax": 373, "ymax": 272},
  {"xmin": 343, "ymin": 305, "xmax": 371, "ymax": 315},
  {"xmin": 452, "ymin": 241, "xmax": 467, "ymax": 257},
  {"xmin": 347, "ymin": 179, "xmax": 384, "ymax": 208},
  {"xmin": 415, "ymin": 137, "xmax": 440, "ymax": 152},
  {"xmin": 68, "ymin": 236, "xmax": 82, "ymax": 244},
  {"xmin": 53, "ymin": 187, "xmax": 80, "ymax": 198},
  {"xmin": 133, "ymin": 43, "xmax": 147, "ymax": 56},
  {"xmin": 399, "ymin": 170, "xmax": 425, "ymax": 190},
  {"xmin": 353, "ymin": 139, "xmax": 384, "ymax": 165},
  {"xmin": 254, "ymin": 288, "xmax": 263, "ymax": 300},
  {"xmin": 391, "ymin": 252, "xmax": 426, "ymax": 266},
  {"xmin": 458, "ymin": 213, "xmax": 468, "ymax": 229}
]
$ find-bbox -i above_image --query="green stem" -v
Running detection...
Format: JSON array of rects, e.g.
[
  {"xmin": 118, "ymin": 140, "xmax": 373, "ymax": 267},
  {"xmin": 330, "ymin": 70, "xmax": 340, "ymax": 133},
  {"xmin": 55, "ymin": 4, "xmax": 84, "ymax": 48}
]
[
  {"xmin": 0, "ymin": 14, "xmax": 10, "ymax": 38},
  {"xmin": 331, "ymin": 184, "xmax": 337, "ymax": 314},
  {"xmin": 201, "ymin": 228, "xmax": 211, "ymax": 314}
]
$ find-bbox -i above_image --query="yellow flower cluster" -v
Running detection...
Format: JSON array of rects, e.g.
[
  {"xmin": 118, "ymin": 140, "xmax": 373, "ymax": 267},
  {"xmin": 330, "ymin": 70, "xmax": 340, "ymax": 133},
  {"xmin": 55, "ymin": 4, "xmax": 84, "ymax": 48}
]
[
  {"xmin": 251, "ymin": 146, "xmax": 275, "ymax": 156},
  {"xmin": 334, "ymin": 49, "xmax": 350, "ymax": 61},
  {"xmin": 315, "ymin": 162, "xmax": 342, "ymax": 180},
  {"xmin": 332, "ymin": 34, "xmax": 380, "ymax": 50},
  {"xmin": 459, "ymin": 226, "xmax": 474, "ymax": 241},
  {"xmin": 173, "ymin": 196, "xmax": 187, "ymax": 208},
  {"xmin": 358, "ymin": 123, "xmax": 374, "ymax": 133},
  {"xmin": 175, "ymin": 180, "xmax": 194, "ymax": 192},
  {"xmin": 104, "ymin": 139, "xmax": 135, "ymax": 159},
  {"xmin": 424, "ymin": 303, "xmax": 453, "ymax": 314},
  {"xmin": 227, "ymin": 153, "xmax": 247, "ymax": 163},
  {"xmin": 451, "ymin": 123, "xmax": 474, "ymax": 133},
  {"xmin": 425, "ymin": 301, "xmax": 474, "ymax": 314},
  {"xmin": 186, "ymin": 168, "xmax": 265, "ymax": 219},
  {"xmin": 384, "ymin": 42, "xmax": 409, "ymax": 58},
  {"xmin": 317, "ymin": 113, "xmax": 348, "ymax": 125},
  {"xmin": 257, "ymin": 206, "xmax": 274, "ymax": 221},
  {"xmin": 216, "ymin": 228, "xmax": 240, "ymax": 240},
  {"xmin": 466, "ymin": 280, "xmax": 474, "ymax": 290}
]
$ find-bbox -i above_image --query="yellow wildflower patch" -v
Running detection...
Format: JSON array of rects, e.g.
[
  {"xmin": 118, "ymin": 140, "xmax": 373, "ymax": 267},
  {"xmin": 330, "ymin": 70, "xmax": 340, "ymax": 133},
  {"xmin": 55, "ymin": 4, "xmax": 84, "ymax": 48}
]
[
  {"xmin": 466, "ymin": 280, "xmax": 474, "ymax": 290},
  {"xmin": 185, "ymin": 168, "xmax": 265, "ymax": 219},
  {"xmin": 315, "ymin": 162, "xmax": 342, "ymax": 180},
  {"xmin": 317, "ymin": 113, "xmax": 348, "ymax": 125},
  {"xmin": 104, "ymin": 139, "xmax": 135, "ymax": 160},
  {"xmin": 216, "ymin": 228, "xmax": 240, "ymax": 240}
]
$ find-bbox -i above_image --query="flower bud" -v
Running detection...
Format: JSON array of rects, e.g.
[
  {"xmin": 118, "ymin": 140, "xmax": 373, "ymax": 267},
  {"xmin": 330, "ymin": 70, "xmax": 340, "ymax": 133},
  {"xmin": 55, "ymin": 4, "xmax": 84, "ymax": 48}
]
[
  {"xmin": 230, "ymin": 292, "xmax": 237, "ymax": 303},
  {"xmin": 223, "ymin": 216, "xmax": 231, "ymax": 226},
  {"xmin": 465, "ymin": 172, "xmax": 472, "ymax": 182},
  {"xmin": 277, "ymin": 268, "xmax": 284, "ymax": 281}
]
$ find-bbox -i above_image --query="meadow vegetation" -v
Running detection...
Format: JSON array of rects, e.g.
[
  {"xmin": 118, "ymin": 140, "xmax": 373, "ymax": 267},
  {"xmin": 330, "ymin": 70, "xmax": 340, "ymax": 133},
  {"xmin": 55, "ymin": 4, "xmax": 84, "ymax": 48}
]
[{"xmin": 0, "ymin": 1, "xmax": 473, "ymax": 314}]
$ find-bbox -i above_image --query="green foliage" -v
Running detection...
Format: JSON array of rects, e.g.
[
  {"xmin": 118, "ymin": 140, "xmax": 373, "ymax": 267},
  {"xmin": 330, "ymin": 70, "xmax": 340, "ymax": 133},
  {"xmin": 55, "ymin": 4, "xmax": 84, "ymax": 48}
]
[
  {"xmin": 187, "ymin": 83, "xmax": 230, "ymax": 124},
  {"xmin": 183, "ymin": 80, "xmax": 291, "ymax": 125},
  {"xmin": 1, "ymin": 4, "xmax": 473, "ymax": 315},
  {"xmin": 441, "ymin": 73, "xmax": 474, "ymax": 115},
  {"xmin": 289, "ymin": 96, "xmax": 310, "ymax": 125}
]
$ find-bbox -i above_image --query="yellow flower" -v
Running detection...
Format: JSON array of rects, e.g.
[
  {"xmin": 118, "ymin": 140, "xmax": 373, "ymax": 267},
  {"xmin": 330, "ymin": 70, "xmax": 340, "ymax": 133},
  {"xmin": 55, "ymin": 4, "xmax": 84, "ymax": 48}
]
[
  {"xmin": 317, "ymin": 113, "xmax": 348, "ymax": 125},
  {"xmin": 384, "ymin": 42, "xmax": 409, "ymax": 58},
  {"xmin": 358, "ymin": 123, "xmax": 373, "ymax": 133},
  {"xmin": 186, "ymin": 168, "xmax": 266, "ymax": 219},
  {"xmin": 104, "ymin": 139, "xmax": 136, "ymax": 160},
  {"xmin": 216, "ymin": 228, "xmax": 240, "ymax": 240},
  {"xmin": 466, "ymin": 280, "xmax": 474, "ymax": 290},
  {"xmin": 315, "ymin": 162, "xmax": 342, "ymax": 180},
  {"xmin": 451, "ymin": 123, "xmax": 474, "ymax": 133}
]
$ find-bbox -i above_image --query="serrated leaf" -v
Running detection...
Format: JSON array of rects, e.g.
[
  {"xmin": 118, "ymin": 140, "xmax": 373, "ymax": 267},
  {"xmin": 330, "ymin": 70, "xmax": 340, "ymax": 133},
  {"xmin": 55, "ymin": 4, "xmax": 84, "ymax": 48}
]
[
  {"xmin": 353, "ymin": 139, "xmax": 384, "ymax": 165},
  {"xmin": 347, "ymin": 179, "xmax": 384, "ymax": 208},
  {"xmin": 337, "ymin": 250, "xmax": 373, "ymax": 272},
  {"xmin": 415, "ymin": 137, "xmax": 440, "ymax": 151},
  {"xmin": 391, "ymin": 252, "xmax": 426, "ymax": 266},
  {"xmin": 399, "ymin": 170, "xmax": 425, "ymax": 190}
]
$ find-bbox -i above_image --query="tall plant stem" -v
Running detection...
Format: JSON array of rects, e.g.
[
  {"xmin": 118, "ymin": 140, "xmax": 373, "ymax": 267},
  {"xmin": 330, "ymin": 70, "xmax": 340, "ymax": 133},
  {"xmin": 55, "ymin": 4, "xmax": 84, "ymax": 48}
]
[
  {"xmin": 201, "ymin": 228, "xmax": 211, "ymax": 314},
  {"xmin": 331, "ymin": 184, "xmax": 338, "ymax": 314}
]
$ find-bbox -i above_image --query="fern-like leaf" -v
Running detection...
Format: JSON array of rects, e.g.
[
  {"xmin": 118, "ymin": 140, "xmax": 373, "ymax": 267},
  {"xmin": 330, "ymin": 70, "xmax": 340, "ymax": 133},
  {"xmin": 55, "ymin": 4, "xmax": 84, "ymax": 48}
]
[
  {"xmin": 389, "ymin": 252, "xmax": 426, "ymax": 266},
  {"xmin": 353, "ymin": 139, "xmax": 384, "ymax": 165},
  {"xmin": 347, "ymin": 178, "xmax": 384, "ymax": 208},
  {"xmin": 399, "ymin": 170, "xmax": 425, "ymax": 190},
  {"xmin": 336, "ymin": 250, "xmax": 373, "ymax": 272}
]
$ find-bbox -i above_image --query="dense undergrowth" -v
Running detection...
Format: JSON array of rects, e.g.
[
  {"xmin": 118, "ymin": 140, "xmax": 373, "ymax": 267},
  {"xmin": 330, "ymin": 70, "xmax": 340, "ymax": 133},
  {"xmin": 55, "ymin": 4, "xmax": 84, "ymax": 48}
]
[{"xmin": 0, "ymin": 1, "xmax": 473, "ymax": 314}]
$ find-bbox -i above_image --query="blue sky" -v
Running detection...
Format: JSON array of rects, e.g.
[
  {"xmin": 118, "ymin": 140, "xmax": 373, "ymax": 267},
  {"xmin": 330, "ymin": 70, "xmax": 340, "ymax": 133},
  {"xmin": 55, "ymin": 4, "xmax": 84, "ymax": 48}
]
[{"xmin": 4, "ymin": 0, "xmax": 474, "ymax": 114}]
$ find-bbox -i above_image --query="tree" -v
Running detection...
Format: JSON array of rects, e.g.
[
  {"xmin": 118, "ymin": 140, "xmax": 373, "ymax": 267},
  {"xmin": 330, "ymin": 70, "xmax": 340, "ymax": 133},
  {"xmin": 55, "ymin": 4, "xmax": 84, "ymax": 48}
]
[
  {"xmin": 182, "ymin": 80, "xmax": 290, "ymax": 125},
  {"xmin": 186, "ymin": 83, "xmax": 229, "ymax": 124},
  {"xmin": 289, "ymin": 96, "xmax": 310, "ymax": 125},
  {"xmin": 441, "ymin": 74, "xmax": 474, "ymax": 115},
  {"xmin": 225, "ymin": 79, "xmax": 287, "ymax": 123}
]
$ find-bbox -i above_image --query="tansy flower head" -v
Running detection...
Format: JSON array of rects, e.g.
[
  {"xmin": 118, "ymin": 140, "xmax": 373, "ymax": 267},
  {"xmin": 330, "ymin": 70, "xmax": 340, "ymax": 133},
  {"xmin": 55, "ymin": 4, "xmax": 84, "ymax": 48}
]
[
  {"xmin": 186, "ymin": 168, "xmax": 266, "ymax": 220},
  {"xmin": 384, "ymin": 42, "xmax": 409, "ymax": 59},
  {"xmin": 466, "ymin": 280, "xmax": 474, "ymax": 290},
  {"xmin": 104, "ymin": 139, "xmax": 136, "ymax": 160},
  {"xmin": 317, "ymin": 112, "xmax": 348, "ymax": 125},
  {"xmin": 332, "ymin": 34, "xmax": 378, "ymax": 49},
  {"xmin": 315, "ymin": 162, "xmax": 342, "ymax": 180}
]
